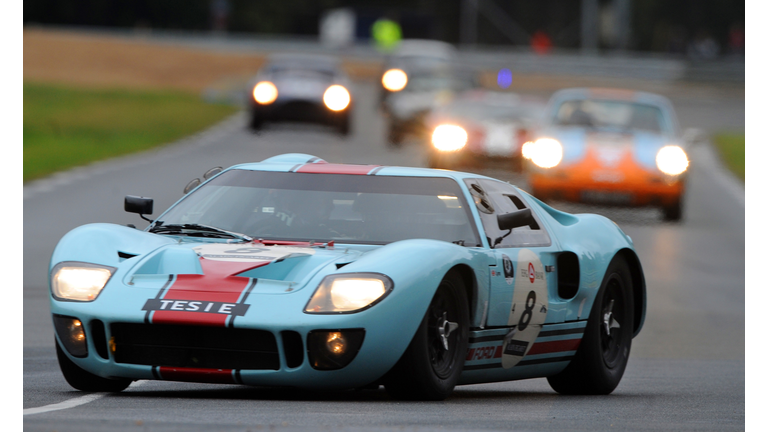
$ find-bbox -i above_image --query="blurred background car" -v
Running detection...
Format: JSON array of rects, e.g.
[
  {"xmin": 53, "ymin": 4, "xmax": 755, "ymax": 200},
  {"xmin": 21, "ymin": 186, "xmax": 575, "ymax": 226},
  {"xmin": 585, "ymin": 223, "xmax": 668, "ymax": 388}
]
[
  {"xmin": 378, "ymin": 39, "xmax": 457, "ymax": 109},
  {"xmin": 247, "ymin": 53, "xmax": 353, "ymax": 135},
  {"xmin": 425, "ymin": 90, "xmax": 546, "ymax": 171},
  {"xmin": 384, "ymin": 65, "xmax": 479, "ymax": 147},
  {"xmin": 523, "ymin": 88, "xmax": 692, "ymax": 221}
]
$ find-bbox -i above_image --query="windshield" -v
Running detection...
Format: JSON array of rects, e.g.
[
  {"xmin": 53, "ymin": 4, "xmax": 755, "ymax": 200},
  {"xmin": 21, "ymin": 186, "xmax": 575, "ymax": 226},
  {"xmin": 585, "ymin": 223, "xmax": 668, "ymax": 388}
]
[
  {"xmin": 438, "ymin": 102, "xmax": 529, "ymax": 122},
  {"xmin": 553, "ymin": 99, "xmax": 669, "ymax": 134},
  {"xmin": 155, "ymin": 170, "xmax": 482, "ymax": 246}
]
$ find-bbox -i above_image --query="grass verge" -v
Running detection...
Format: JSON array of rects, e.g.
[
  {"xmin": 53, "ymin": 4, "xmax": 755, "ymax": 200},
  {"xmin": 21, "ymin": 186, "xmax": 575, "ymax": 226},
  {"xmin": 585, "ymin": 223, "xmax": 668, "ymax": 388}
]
[
  {"xmin": 23, "ymin": 83, "xmax": 239, "ymax": 182},
  {"xmin": 711, "ymin": 132, "xmax": 745, "ymax": 182}
]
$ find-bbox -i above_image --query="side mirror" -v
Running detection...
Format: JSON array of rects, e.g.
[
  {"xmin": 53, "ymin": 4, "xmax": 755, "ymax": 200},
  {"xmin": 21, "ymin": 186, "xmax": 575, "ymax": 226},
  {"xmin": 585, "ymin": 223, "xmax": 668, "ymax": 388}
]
[
  {"xmin": 497, "ymin": 208, "xmax": 537, "ymax": 231},
  {"xmin": 184, "ymin": 178, "xmax": 201, "ymax": 194},
  {"xmin": 203, "ymin": 166, "xmax": 223, "ymax": 180},
  {"xmin": 125, "ymin": 196, "xmax": 153, "ymax": 222}
]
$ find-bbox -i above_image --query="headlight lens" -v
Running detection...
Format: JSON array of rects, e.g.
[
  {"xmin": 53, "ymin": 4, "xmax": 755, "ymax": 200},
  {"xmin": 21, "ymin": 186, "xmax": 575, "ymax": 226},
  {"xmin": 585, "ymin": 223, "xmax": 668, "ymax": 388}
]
[
  {"xmin": 524, "ymin": 138, "xmax": 563, "ymax": 168},
  {"xmin": 51, "ymin": 262, "xmax": 115, "ymax": 301},
  {"xmin": 382, "ymin": 68, "xmax": 408, "ymax": 91},
  {"xmin": 305, "ymin": 273, "xmax": 393, "ymax": 313},
  {"xmin": 656, "ymin": 145, "xmax": 689, "ymax": 175},
  {"xmin": 432, "ymin": 124, "xmax": 468, "ymax": 152},
  {"xmin": 323, "ymin": 85, "xmax": 351, "ymax": 111},
  {"xmin": 253, "ymin": 81, "xmax": 278, "ymax": 104}
]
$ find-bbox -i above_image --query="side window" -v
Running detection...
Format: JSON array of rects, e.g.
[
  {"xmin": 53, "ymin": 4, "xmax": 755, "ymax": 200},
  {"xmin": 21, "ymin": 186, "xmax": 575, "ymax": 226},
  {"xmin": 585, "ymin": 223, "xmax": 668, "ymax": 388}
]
[{"xmin": 464, "ymin": 179, "xmax": 551, "ymax": 248}]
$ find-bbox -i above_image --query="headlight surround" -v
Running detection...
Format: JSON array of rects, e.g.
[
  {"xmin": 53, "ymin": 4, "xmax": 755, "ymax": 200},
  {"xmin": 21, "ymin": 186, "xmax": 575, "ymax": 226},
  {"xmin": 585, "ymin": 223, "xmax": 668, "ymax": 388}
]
[
  {"xmin": 524, "ymin": 138, "xmax": 563, "ymax": 168},
  {"xmin": 305, "ymin": 273, "xmax": 393, "ymax": 314},
  {"xmin": 382, "ymin": 68, "xmax": 408, "ymax": 91},
  {"xmin": 323, "ymin": 85, "xmax": 351, "ymax": 111},
  {"xmin": 253, "ymin": 81, "xmax": 278, "ymax": 104},
  {"xmin": 655, "ymin": 145, "xmax": 689, "ymax": 176},
  {"xmin": 432, "ymin": 124, "xmax": 468, "ymax": 152},
  {"xmin": 51, "ymin": 262, "xmax": 116, "ymax": 302}
]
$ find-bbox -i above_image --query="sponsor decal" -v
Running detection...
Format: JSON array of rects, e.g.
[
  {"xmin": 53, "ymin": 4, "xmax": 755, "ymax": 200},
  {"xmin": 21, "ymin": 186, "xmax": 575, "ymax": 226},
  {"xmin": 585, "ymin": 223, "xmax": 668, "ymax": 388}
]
[
  {"xmin": 503, "ymin": 339, "xmax": 529, "ymax": 356},
  {"xmin": 466, "ymin": 346, "xmax": 502, "ymax": 361},
  {"xmin": 502, "ymin": 254, "xmax": 514, "ymax": 285},
  {"xmin": 142, "ymin": 299, "xmax": 249, "ymax": 316}
]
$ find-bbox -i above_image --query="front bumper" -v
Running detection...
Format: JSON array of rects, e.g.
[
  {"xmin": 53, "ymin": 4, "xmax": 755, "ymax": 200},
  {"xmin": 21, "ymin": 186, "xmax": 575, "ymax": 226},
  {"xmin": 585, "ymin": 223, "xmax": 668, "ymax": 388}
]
[
  {"xmin": 50, "ymin": 276, "xmax": 417, "ymax": 390},
  {"xmin": 527, "ymin": 166, "xmax": 685, "ymax": 207}
]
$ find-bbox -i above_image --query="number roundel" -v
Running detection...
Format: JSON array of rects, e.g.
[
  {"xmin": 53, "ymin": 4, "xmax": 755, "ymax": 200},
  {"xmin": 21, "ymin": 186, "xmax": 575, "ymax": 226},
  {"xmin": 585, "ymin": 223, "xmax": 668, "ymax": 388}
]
[{"xmin": 501, "ymin": 249, "xmax": 550, "ymax": 369}]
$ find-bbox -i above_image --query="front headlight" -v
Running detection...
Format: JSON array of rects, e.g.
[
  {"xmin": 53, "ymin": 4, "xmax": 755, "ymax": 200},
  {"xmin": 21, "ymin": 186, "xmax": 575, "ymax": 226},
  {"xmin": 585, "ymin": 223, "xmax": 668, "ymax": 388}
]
[
  {"xmin": 656, "ymin": 145, "xmax": 689, "ymax": 176},
  {"xmin": 524, "ymin": 138, "xmax": 563, "ymax": 168},
  {"xmin": 432, "ymin": 124, "xmax": 468, "ymax": 152},
  {"xmin": 51, "ymin": 262, "xmax": 115, "ymax": 302},
  {"xmin": 323, "ymin": 85, "xmax": 351, "ymax": 111},
  {"xmin": 305, "ymin": 273, "xmax": 393, "ymax": 314},
  {"xmin": 253, "ymin": 81, "xmax": 278, "ymax": 104},
  {"xmin": 382, "ymin": 68, "xmax": 408, "ymax": 91}
]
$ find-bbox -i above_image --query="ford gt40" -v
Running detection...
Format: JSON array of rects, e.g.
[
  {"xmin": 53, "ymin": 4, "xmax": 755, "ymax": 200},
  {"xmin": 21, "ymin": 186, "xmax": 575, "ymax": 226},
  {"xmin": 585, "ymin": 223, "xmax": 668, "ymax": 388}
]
[{"xmin": 49, "ymin": 153, "xmax": 646, "ymax": 400}]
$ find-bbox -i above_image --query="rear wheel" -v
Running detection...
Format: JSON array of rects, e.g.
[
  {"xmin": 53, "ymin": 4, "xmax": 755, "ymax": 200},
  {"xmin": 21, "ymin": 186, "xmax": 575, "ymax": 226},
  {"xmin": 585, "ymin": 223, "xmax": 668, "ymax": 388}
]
[
  {"xmin": 547, "ymin": 257, "xmax": 634, "ymax": 395},
  {"xmin": 56, "ymin": 341, "xmax": 132, "ymax": 392},
  {"xmin": 383, "ymin": 271, "xmax": 469, "ymax": 401}
]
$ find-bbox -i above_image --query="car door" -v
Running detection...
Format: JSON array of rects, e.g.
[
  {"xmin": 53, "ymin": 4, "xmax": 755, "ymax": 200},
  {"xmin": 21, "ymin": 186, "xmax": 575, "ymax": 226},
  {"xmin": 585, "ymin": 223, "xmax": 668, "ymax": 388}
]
[{"xmin": 464, "ymin": 178, "xmax": 561, "ymax": 369}]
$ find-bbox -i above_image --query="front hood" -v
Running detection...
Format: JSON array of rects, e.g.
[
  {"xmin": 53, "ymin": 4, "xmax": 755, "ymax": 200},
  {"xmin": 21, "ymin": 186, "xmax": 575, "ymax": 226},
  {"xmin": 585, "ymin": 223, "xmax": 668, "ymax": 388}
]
[
  {"xmin": 544, "ymin": 127, "xmax": 672, "ymax": 170},
  {"xmin": 127, "ymin": 242, "xmax": 362, "ymax": 294}
]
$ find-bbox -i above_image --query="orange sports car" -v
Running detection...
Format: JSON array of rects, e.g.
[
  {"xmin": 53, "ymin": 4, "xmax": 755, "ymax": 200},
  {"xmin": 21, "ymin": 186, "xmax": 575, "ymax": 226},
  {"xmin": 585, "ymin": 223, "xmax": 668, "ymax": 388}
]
[{"xmin": 523, "ymin": 88, "xmax": 690, "ymax": 221}]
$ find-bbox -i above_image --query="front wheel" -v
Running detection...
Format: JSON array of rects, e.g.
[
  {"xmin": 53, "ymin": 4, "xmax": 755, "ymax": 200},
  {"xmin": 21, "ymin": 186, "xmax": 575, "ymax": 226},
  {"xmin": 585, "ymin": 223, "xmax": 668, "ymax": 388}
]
[
  {"xmin": 56, "ymin": 341, "xmax": 132, "ymax": 392},
  {"xmin": 662, "ymin": 199, "xmax": 683, "ymax": 222},
  {"xmin": 547, "ymin": 257, "xmax": 634, "ymax": 395},
  {"xmin": 383, "ymin": 271, "xmax": 469, "ymax": 401}
]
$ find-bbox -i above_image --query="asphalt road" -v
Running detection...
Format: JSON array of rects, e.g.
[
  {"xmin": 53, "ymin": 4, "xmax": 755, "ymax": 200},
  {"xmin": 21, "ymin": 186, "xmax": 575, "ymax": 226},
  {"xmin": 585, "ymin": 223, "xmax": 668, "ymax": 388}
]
[{"xmin": 22, "ymin": 80, "xmax": 746, "ymax": 431}]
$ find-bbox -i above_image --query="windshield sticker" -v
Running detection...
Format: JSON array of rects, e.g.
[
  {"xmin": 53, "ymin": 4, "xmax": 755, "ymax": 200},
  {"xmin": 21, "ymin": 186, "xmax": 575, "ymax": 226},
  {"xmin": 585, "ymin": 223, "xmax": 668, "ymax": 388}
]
[{"xmin": 193, "ymin": 244, "xmax": 315, "ymax": 262}]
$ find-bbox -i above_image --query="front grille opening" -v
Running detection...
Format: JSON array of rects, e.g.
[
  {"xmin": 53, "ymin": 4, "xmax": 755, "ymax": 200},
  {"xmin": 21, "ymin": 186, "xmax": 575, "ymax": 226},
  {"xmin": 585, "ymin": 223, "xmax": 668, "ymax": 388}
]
[
  {"xmin": 90, "ymin": 320, "xmax": 109, "ymax": 360},
  {"xmin": 281, "ymin": 331, "xmax": 304, "ymax": 369},
  {"xmin": 110, "ymin": 323, "xmax": 279, "ymax": 370}
]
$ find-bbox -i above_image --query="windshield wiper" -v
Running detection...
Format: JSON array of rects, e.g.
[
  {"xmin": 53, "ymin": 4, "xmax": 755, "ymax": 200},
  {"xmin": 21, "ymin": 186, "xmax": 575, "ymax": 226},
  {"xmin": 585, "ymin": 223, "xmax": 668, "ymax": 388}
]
[{"xmin": 149, "ymin": 223, "xmax": 252, "ymax": 242}]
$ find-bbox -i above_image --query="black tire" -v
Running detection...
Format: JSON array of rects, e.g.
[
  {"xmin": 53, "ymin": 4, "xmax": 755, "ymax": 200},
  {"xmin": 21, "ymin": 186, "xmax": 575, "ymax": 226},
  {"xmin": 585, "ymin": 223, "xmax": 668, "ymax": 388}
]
[
  {"xmin": 56, "ymin": 341, "xmax": 132, "ymax": 392},
  {"xmin": 249, "ymin": 114, "xmax": 263, "ymax": 132},
  {"xmin": 387, "ymin": 124, "xmax": 404, "ymax": 147},
  {"xmin": 547, "ymin": 257, "xmax": 634, "ymax": 395},
  {"xmin": 337, "ymin": 115, "xmax": 351, "ymax": 136},
  {"xmin": 383, "ymin": 271, "xmax": 469, "ymax": 401},
  {"xmin": 662, "ymin": 199, "xmax": 683, "ymax": 222}
]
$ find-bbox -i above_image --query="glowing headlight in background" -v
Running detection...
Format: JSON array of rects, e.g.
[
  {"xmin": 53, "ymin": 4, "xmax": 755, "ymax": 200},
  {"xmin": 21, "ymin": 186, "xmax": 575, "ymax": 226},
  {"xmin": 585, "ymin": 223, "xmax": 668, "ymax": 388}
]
[
  {"xmin": 382, "ymin": 69, "xmax": 408, "ymax": 91},
  {"xmin": 525, "ymin": 138, "xmax": 563, "ymax": 168},
  {"xmin": 51, "ymin": 263, "xmax": 115, "ymax": 301},
  {"xmin": 305, "ymin": 274, "xmax": 392, "ymax": 313},
  {"xmin": 432, "ymin": 124, "xmax": 468, "ymax": 152},
  {"xmin": 656, "ymin": 145, "xmax": 689, "ymax": 176},
  {"xmin": 323, "ymin": 85, "xmax": 351, "ymax": 111},
  {"xmin": 253, "ymin": 81, "xmax": 278, "ymax": 104}
]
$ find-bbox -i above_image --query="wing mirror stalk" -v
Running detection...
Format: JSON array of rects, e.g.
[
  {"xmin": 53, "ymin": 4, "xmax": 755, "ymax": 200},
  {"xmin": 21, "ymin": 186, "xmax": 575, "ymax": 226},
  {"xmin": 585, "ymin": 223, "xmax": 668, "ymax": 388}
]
[{"xmin": 497, "ymin": 208, "xmax": 537, "ymax": 231}]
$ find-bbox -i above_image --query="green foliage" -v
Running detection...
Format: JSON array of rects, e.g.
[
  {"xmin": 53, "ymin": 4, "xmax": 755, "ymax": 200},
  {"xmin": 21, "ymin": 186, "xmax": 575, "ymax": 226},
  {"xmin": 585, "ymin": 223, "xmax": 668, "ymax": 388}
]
[
  {"xmin": 23, "ymin": 83, "xmax": 238, "ymax": 182},
  {"xmin": 712, "ymin": 132, "xmax": 745, "ymax": 182}
]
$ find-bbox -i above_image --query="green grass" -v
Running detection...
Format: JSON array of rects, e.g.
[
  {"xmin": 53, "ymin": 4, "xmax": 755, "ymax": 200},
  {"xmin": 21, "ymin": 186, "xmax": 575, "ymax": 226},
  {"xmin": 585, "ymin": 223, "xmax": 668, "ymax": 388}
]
[
  {"xmin": 23, "ymin": 83, "xmax": 238, "ymax": 182},
  {"xmin": 712, "ymin": 132, "xmax": 745, "ymax": 182}
]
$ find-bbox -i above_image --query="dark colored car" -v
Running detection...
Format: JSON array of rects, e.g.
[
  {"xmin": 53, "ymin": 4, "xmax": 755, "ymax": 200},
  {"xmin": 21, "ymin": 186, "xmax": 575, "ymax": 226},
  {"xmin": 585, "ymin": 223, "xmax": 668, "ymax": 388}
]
[{"xmin": 247, "ymin": 54, "xmax": 353, "ymax": 135}]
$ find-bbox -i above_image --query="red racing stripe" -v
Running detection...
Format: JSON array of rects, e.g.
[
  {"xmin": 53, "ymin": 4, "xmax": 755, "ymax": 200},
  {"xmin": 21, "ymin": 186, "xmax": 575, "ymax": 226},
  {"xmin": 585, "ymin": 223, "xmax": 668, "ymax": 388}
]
[
  {"xmin": 296, "ymin": 163, "xmax": 380, "ymax": 175},
  {"xmin": 151, "ymin": 258, "xmax": 267, "ymax": 327},
  {"xmin": 527, "ymin": 338, "xmax": 581, "ymax": 356},
  {"xmin": 158, "ymin": 367, "xmax": 236, "ymax": 384}
]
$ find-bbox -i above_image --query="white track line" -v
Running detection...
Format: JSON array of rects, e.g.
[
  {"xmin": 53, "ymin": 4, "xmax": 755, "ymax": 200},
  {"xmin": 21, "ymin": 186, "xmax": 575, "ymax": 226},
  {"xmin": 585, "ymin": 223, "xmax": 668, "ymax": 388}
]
[
  {"xmin": 694, "ymin": 141, "xmax": 745, "ymax": 208},
  {"xmin": 23, "ymin": 381, "xmax": 145, "ymax": 416},
  {"xmin": 23, "ymin": 393, "xmax": 105, "ymax": 416}
]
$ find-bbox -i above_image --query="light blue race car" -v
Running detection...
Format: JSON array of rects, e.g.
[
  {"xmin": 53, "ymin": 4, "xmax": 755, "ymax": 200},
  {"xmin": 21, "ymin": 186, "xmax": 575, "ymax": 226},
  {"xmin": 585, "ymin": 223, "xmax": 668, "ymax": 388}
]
[{"xmin": 49, "ymin": 153, "xmax": 646, "ymax": 400}]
